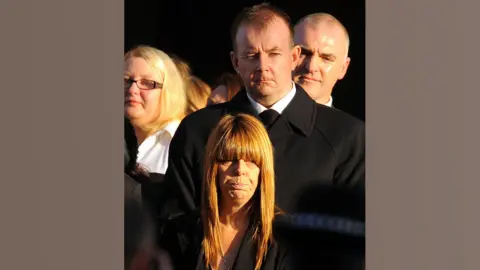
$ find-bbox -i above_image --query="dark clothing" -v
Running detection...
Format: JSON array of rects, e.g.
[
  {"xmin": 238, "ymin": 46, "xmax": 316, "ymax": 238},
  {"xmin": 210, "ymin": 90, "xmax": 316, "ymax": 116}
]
[
  {"xmin": 163, "ymin": 85, "xmax": 365, "ymax": 218},
  {"xmin": 161, "ymin": 212, "xmax": 291, "ymax": 270},
  {"xmin": 274, "ymin": 214, "xmax": 365, "ymax": 270},
  {"xmin": 141, "ymin": 173, "xmax": 167, "ymax": 220},
  {"xmin": 124, "ymin": 173, "xmax": 142, "ymax": 202}
]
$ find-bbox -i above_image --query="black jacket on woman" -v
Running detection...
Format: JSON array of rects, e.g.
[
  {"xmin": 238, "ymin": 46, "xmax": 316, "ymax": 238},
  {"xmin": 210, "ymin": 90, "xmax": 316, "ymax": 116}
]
[{"xmin": 160, "ymin": 211, "xmax": 292, "ymax": 270}]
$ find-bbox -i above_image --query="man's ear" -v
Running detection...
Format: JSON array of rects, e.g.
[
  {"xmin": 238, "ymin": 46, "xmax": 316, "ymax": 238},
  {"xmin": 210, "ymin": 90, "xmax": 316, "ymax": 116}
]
[
  {"xmin": 230, "ymin": 51, "xmax": 240, "ymax": 73},
  {"xmin": 291, "ymin": 45, "xmax": 302, "ymax": 71},
  {"xmin": 338, "ymin": 57, "xmax": 351, "ymax": 80}
]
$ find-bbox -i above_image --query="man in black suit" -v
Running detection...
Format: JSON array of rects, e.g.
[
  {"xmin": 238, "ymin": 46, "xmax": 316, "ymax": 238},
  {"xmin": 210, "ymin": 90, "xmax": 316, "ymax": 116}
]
[
  {"xmin": 163, "ymin": 3, "xmax": 365, "ymax": 219},
  {"xmin": 293, "ymin": 13, "xmax": 351, "ymax": 108}
]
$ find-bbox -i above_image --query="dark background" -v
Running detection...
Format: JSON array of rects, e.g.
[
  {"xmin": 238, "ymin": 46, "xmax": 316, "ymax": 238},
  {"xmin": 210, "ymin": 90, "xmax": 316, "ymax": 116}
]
[{"xmin": 125, "ymin": 0, "xmax": 365, "ymax": 121}]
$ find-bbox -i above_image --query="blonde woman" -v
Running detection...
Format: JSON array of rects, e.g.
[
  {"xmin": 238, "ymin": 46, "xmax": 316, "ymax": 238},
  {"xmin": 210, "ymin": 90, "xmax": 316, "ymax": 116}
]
[
  {"xmin": 124, "ymin": 45, "xmax": 187, "ymax": 219},
  {"xmin": 161, "ymin": 114, "xmax": 290, "ymax": 270}
]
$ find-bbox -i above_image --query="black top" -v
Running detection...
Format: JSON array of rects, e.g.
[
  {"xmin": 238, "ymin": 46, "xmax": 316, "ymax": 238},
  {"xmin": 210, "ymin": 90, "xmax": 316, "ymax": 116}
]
[
  {"xmin": 124, "ymin": 173, "xmax": 141, "ymax": 202},
  {"xmin": 163, "ymin": 85, "xmax": 365, "ymax": 219},
  {"xmin": 141, "ymin": 173, "xmax": 167, "ymax": 220},
  {"xmin": 160, "ymin": 212, "xmax": 292, "ymax": 270}
]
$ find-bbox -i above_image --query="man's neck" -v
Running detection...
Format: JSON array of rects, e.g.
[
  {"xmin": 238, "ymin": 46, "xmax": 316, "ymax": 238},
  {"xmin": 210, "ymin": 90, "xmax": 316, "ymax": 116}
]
[
  {"xmin": 247, "ymin": 92, "xmax": 282, "ymax": 109},
  {"xmin": 246, "ymin": 82, "xmax": 296, "ymax": 114},
  {"xmin": 316, "ymin": 95, "xmax": 332, "ymax": 106}
]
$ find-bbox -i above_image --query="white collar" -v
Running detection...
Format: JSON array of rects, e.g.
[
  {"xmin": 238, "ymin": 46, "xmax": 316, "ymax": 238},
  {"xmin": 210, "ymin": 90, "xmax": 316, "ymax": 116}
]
[
  {"xmin": 138, "ymin": 120, "xmax": 180, "ymax": 151},
  {"xmin": 325, "ymin": 96, "xmax": 333, "ymax": 107},
  {"xmin": 162, "ymin": 120, "xmax": 181, "ymax": 138},
  {"xmin": 136, "ymin": 120, "xmax": 181, "ymax": 174},
  {"xmin": 246, "ymin": 82, "xmax": 296, "ymax": 115}
]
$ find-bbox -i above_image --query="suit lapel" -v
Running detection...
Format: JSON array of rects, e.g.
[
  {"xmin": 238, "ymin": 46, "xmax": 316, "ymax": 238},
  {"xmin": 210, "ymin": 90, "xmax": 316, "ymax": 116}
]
[
  {"xmin": 269, "ymin": 86, "xmax": 316, "ymax": 165},
  {"xmin": 231, "ymin": 224, "xmax": 256, "ymax": 270},
  {"xmin": 225, "ymin": 89, "xmax": 257, "ymax": 116}
]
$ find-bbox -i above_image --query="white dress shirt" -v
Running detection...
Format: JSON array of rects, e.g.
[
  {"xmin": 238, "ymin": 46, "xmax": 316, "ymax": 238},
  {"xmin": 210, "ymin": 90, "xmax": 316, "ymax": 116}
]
[
  {"xmin": 246, "ymin": 82, "xmax": 297, "ymax": 115},
  {"xmin": 136, "ymin": 120, "xmax": 180, "ymax": 174},
  {"xmin": 325, "ymin": 96, "xmax": 333, "ymax": 107}
]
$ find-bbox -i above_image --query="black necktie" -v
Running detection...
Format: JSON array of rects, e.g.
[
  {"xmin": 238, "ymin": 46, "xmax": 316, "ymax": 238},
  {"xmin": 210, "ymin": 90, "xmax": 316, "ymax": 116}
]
[{"xmin": 259, "ymin": 109, "xmax": 280, "ymax": 128}]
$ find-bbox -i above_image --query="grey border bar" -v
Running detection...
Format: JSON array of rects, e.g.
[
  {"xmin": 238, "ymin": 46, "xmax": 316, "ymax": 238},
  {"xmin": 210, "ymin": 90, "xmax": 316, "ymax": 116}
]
[
  {"xmin": 0, "ymin": 0, "xmax": 124, "ymax": 269},
  {"xmin": 366, "ymin": 0, "xmax": 479, "ymax": 269}
]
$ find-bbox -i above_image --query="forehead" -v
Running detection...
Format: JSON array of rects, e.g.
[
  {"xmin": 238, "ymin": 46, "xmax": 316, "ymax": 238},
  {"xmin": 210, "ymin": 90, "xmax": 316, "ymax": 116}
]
[
  {"xmin": 295, "ymin": 23, "xmax": 347, "ymax": 54},
  {"xmin": 235, "ymin": 18, "xmax": 291, "ymax": 51},
  {"xmin": 124, "ymin": 57, "xmax": 164, "ymax": 81}
]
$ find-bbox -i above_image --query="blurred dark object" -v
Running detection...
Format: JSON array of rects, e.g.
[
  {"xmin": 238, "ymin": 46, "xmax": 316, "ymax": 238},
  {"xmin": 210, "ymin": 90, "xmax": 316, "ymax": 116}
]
[
  {"xmin": 124, "ymin": 117, "xmax": 138, "ymax": 175},
  {"xmin": 124, "ymin": 117, "xmax": 151, "ymax": 202},
  {"xmin": 275, "ymin": 184, "xmax": 365, "ymax": 270},
  {"xmin": 125, "ymin": 198, "xmax": 173, "ymax": 270},
  {"xmin": 125, "ymin": 198, "xmax": 155, "ymax": 270}
]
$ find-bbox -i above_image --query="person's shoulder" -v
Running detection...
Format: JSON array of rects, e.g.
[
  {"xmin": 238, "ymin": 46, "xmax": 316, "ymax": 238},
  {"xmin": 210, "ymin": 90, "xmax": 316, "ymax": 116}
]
[
  {"xmin": 168, "ymin": 210, "xmax": 201, "ymax": 227},
  {"xmin": 270, "ymin": 213, "xmax": 297, "ymax": 269},
  {"xmin": 181, "ymin": 102, "xmax": 227, "ymax": 125},
  {"xmin": 272, "ymin": 212, "xmax": 294, "ymax": 240},
  {"xmin": 124, "ymin": 173, "xmax": 142, "ymax": 201},
  {"xmin": 311, "ymin": 104, "xmax": 365, "ymax": 144},
  {"xmin": 163, "ymin": 210, "xmax": 202, "ymax": 237},
  {"xmin": 171, "ymin": 103, "xmax": 228, "ymax": 143},
  {"xmin": 314, "ymin": 103, "xmax": 364, "ymax": 129}
]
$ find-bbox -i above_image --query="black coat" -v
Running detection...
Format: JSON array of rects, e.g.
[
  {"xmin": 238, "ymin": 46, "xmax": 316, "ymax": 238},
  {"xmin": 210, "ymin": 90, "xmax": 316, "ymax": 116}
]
[
  {"xmin": 124, "ymin": 117, "xmax": 171, "ymax": 222},
  {"xmin": 163, "ymin": 85, "xmax": 365, "ymax": 219},
  {"xmin": 160, "ymin": 212, "xmax": 292, "ymax": 270}
]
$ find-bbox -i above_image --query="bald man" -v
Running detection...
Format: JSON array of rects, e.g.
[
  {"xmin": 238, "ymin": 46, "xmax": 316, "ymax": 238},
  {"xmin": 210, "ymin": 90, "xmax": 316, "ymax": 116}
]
[{"xmin": 293, "ymin": 13, "xmax": 351, "ymax": 107}]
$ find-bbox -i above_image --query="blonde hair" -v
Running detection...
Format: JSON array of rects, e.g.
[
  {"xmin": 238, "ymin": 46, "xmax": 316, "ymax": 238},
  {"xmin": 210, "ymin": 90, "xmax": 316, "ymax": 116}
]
[
  {"xmin": 201, "ymin": 113, "xmax": 276, "ymax": 270},
  {"xmin": 171, "ymin": 55, "xmax": 212, "ymax": 114},
  {"xmin": 124, "ymin": 45, "xmax": 187, "ymax": 131},
  {"xmin": 187, "ymin": 76, "xmax": 212, "ymax": 114},
  {"xmin": 213, "ymin": 72, "xmax": 243, "ymax": 102},
  {"xmin": 171, "ymin": 54, "xmax": 192, "ymax": 83}
]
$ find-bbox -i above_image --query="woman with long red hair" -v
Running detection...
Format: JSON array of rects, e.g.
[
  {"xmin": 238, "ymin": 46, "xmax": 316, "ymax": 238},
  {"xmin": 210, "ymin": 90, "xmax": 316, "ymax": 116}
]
[{"xmin": 161, "ymin": 113, "xmax": 290, "ymax": 270}]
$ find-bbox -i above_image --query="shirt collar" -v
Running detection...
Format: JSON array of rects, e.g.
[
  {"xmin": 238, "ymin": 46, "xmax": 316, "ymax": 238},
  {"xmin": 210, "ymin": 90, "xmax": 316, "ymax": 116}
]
[
  {"xmin": 325, "ymin": 96, "xmax": 333, "ymax": 107},
  {"xmin": 162, "ymin": 120, "xmax": 181, "ymax": 138},
  {"xmin": 138, "ymin": 120, "xmax": 181, "ymax": 151},
  {"xmin": 245, "ymin": 82, "xmax": 296, "ymax": 115}
]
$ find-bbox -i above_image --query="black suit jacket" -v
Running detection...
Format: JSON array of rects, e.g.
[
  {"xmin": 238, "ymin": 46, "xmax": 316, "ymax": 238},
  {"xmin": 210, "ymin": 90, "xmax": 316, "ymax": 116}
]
[
  {"xmin": 161, "ymin": 212, "xmax": 291, "ymax": 270},
  {"xmin": 163, "ymin": 85, "xmax": 365, "ymax": 219}
]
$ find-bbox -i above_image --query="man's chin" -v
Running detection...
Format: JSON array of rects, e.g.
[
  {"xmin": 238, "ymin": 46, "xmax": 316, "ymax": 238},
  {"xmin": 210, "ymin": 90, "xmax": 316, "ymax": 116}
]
[
  {"xmin": 249, "ymin": 84, "xmax": 275, "ymax": 95},
  {"xmin": 301, "ymin": 85, "xmax": 325, "ymax": 99},
  {"xmin": 297, "ymin": 82, "xmax": 317, "ymax": 92}
]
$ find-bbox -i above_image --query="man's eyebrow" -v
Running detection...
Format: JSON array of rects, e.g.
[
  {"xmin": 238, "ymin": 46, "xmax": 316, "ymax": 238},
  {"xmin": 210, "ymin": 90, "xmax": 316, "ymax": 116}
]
[
  {"xmin": 266, "ymin": 46, "xmax": 282, "ymax": 52},
  {"xmin": 299, "ymin": 46, "xmax": 313, "ymax": 54},
  {"xmin": 241, "ymin": 47, "xmax": 257, "ymax": 53},
  {"xmin": 320, "ymin": 53, "xmax": 336, "ymax": 60}
]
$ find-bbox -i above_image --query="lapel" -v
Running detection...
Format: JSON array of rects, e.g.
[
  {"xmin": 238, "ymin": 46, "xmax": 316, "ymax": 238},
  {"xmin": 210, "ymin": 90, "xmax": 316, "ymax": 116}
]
[
  {"xmin": 230, "ymin": 223, "xmax": 256, "ymax": 270},
  {"xmin": 269, "ymin": 85, "xmax": 317, "ymax": 165},
  {"xmin": 280, "ymin": 84, "xmax": 316, "ymax": 137},
  {"xmin": 225, "ymin": 89, "xmax": 257, "ymax": 116},
  {"xmin": 192, "ymin": 218, "xmax": 257, "ymax": 270},
  {"xmin": 176, "ymin": 215, "xmax": 205, "ymax": 270}
]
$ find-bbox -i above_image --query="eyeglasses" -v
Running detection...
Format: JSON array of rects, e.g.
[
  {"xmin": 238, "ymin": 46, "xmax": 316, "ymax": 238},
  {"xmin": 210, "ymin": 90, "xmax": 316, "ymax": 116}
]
[{"xmin": 124, "ymin": 78, "xmax": 163, "ymax": 90}]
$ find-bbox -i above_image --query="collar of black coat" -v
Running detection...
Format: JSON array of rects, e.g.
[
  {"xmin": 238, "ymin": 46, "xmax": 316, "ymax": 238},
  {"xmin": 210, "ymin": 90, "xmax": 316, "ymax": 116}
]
[{"xmin": 226, "ymin": 83, "xmax": 316, "ymax": 137}]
